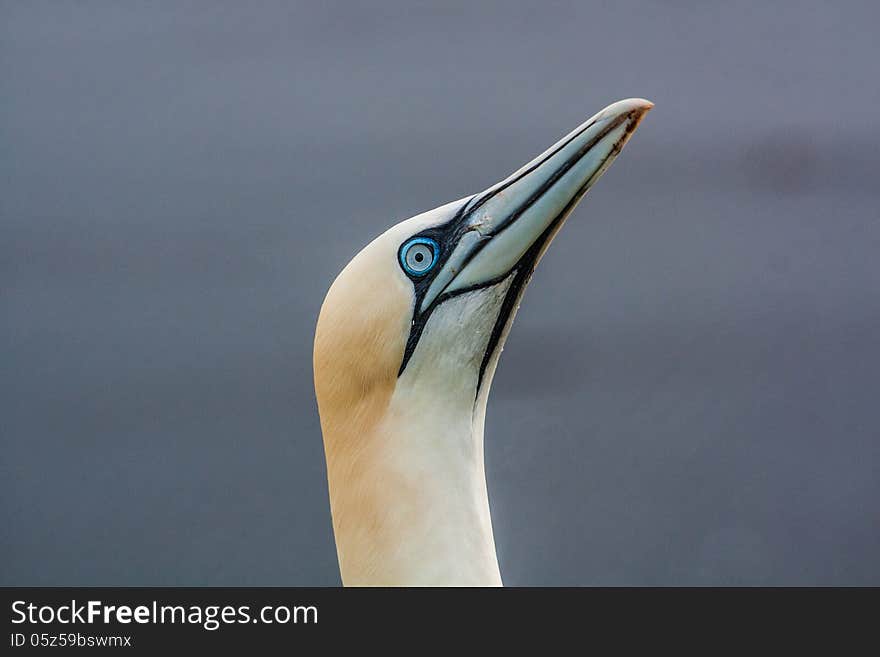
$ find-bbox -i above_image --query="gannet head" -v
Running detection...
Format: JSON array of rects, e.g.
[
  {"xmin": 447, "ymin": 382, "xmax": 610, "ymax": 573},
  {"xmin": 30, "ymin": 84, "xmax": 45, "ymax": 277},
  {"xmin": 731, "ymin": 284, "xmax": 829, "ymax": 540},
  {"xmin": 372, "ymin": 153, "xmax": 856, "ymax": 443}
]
[{"xmin": 314, "ymin": 99, "xmax": 652, "ymax": 585}]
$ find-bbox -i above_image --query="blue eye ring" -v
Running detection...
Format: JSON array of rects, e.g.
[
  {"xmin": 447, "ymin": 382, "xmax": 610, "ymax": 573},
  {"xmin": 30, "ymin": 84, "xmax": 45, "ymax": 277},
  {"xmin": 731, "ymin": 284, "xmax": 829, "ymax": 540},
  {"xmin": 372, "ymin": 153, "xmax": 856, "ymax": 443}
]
[{"xmin": 399, "ymin": 237, "xmax": 440, "ymax": 277}]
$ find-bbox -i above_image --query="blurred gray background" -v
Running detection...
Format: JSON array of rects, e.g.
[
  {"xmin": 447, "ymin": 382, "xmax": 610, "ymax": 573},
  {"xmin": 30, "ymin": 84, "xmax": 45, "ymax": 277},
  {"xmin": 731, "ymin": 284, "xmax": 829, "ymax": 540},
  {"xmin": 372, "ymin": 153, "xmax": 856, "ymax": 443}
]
[{"xmin": 2, "ymin": 1, "xmax": 878, "ymax": 586}]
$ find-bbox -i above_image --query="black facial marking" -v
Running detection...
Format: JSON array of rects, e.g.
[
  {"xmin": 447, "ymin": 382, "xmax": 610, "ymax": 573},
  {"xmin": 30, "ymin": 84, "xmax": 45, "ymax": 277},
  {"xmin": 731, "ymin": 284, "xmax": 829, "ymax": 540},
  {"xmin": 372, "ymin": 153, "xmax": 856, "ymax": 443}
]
[
  {"xmin": 395, "ymin": 109, "xmax": 639, "ymax": 382},
  {"xmin": 396, "ymin": 195, "xmax": 559, "ymax": 381},
  {"xmin": 396, "ymin": 202, "xmax": 471, "ymax": 375}
]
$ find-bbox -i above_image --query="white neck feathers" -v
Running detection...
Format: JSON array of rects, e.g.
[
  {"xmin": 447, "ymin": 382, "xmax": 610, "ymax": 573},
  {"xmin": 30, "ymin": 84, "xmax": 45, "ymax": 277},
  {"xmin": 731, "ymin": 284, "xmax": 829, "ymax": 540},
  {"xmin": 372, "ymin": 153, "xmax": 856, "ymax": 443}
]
[{"xmin": 318, "ymin": 277, "xmax": 513, "ymax": 586}]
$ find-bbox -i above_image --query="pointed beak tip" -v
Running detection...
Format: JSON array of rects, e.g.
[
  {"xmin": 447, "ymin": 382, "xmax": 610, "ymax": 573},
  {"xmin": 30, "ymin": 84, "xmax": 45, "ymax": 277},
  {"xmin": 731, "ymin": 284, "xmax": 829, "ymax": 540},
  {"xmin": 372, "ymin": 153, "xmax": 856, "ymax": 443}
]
[
  {"xmin": 603, "ymin": 98, "xmax": 654, "ymax": 137},
  {"xmin": 634, "ymin": 98, "xmax": 654, "ymax": 115},
  {"xmin": 603, "ymin": 97, "xmax": 654, "ymax": 121}
]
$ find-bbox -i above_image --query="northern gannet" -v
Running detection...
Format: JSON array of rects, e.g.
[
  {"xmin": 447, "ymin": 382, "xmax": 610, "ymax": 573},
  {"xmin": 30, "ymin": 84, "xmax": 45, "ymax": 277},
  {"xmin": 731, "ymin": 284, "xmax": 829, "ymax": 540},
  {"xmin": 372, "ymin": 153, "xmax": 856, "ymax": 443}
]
[{"xmin": 314, "ymin": 98, "xmax": 653, "ymax": 586}]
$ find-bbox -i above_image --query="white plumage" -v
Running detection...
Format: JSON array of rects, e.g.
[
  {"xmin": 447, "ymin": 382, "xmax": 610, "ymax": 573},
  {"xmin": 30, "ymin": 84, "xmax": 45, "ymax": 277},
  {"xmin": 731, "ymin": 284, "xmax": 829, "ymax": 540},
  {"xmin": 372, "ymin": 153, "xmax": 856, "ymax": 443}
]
[{"xmin": 314, "ymin": 99, "xmax": 652, "ymax": 586}]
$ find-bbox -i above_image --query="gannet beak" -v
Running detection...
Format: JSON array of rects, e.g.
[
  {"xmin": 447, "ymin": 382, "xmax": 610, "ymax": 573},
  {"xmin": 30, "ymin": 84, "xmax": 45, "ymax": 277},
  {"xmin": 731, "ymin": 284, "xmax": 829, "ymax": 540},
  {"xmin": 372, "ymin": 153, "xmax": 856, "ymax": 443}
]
[{"xmin": 420, "ymin": 98, "xmax": 653, "ymax": 312}]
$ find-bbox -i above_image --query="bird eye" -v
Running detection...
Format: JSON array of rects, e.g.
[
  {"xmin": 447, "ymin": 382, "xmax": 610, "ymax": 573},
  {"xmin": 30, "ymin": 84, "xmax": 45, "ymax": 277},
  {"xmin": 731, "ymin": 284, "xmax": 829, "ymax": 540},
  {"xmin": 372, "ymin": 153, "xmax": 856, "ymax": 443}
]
[{"xmin": 400, "ymin": 237, "xmax": 439, "ymax": 276}]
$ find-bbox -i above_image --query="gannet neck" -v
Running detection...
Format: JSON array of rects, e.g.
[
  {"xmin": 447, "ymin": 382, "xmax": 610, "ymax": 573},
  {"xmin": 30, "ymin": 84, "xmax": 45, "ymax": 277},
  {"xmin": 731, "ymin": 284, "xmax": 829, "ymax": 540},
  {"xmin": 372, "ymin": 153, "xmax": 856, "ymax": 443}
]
[
  {"xmin": 354, "ymin": 384, "xmax": 500, "ymax": 586},
  {"xmin": 320, "ymin": 280, "xmax": 513, "ymax": 586},
  {"xmin": 324, "ymin": 399, "xmax": 501, "ymax": 586}
]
